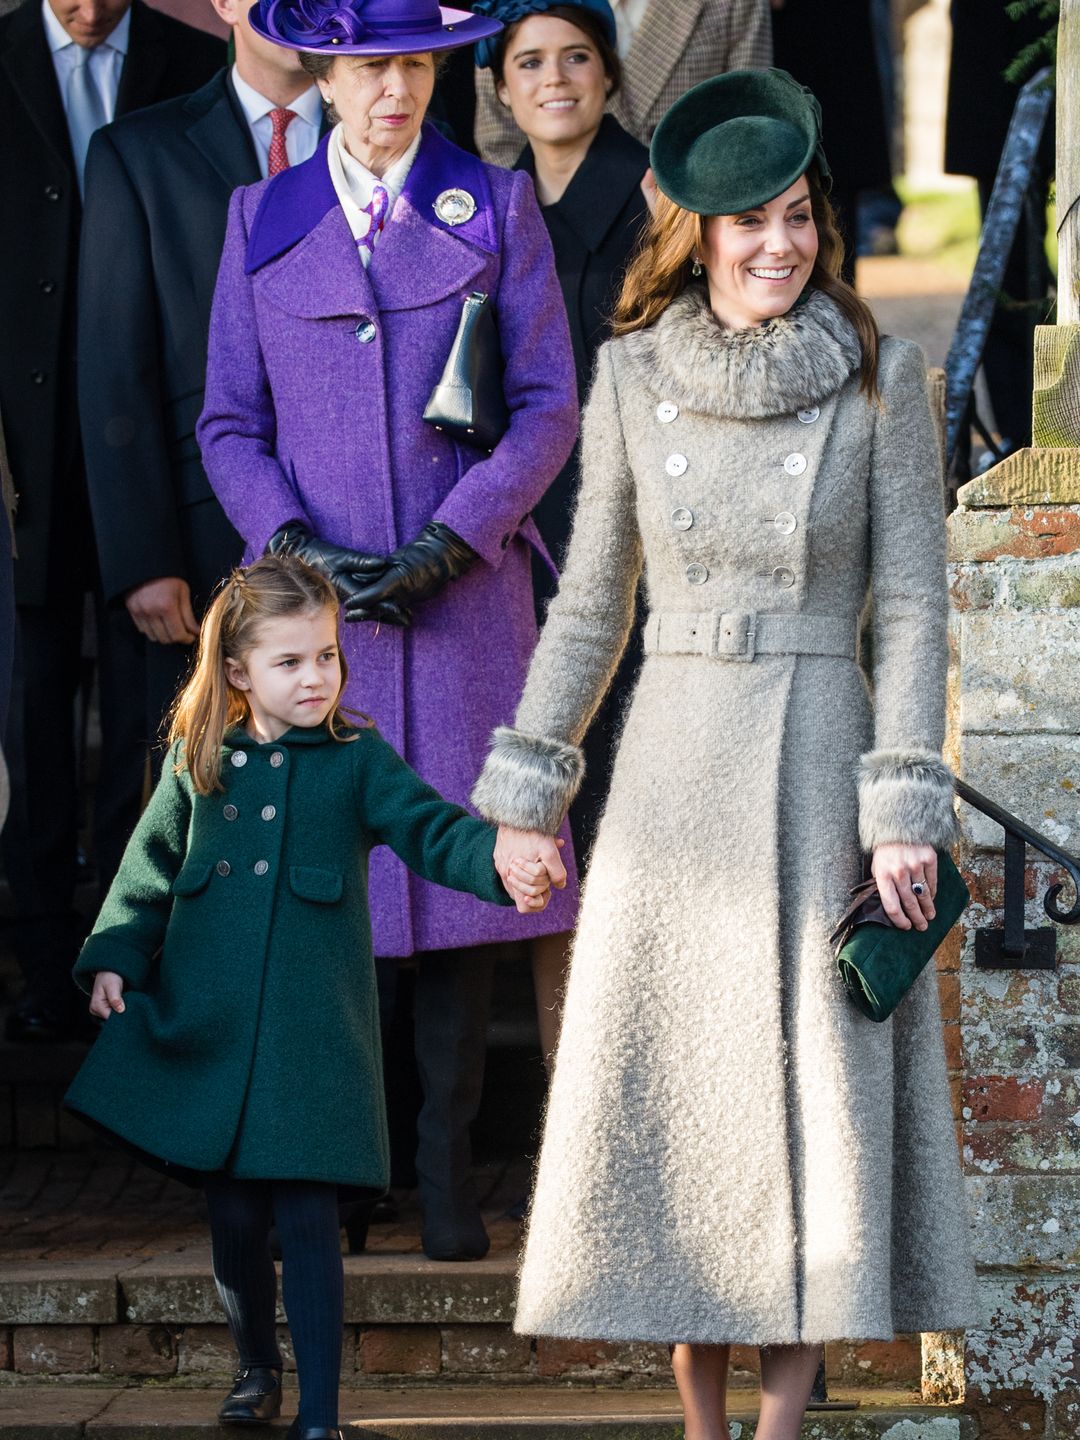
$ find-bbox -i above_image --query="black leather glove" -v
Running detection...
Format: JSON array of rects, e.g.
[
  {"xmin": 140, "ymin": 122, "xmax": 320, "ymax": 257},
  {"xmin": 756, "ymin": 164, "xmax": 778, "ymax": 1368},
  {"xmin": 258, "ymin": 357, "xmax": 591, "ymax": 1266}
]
[
  {"xmin": 267, "ymin": 522, "xmax": 410, "ymax": 623},
  {"xmin": 343, "ymin": 522, "xmax": 477, "ymax": 623}
]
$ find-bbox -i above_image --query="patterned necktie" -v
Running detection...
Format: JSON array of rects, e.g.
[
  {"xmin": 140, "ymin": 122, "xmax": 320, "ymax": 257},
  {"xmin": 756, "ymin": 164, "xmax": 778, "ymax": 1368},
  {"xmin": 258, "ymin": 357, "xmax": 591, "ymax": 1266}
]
[
  {"xmin": 357, "ymin": 183, "xmax": 389, "ymax": 257},
  {"xmin": 67, "ymin": 45, "xmax": 108, "ymax": 195},
  {"xmin": 267, "ymin": 107, "xmax": 296, "ymax": 177}
]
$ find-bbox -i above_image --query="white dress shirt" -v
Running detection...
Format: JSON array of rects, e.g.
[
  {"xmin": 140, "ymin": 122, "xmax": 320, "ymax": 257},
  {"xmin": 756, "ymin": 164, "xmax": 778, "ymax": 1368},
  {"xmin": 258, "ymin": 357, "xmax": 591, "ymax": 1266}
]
[
  {"xmin": 230, "ymin": 65, "xmax": 323, "ymax": 179},
  {"xmin": 42, "ymin": 0, "xmax": 129, "ymax": 124},
  {"xmin": 326, "ymin": 122, "xmax": 421, "ymax": 268},
  {"xmin": 608, "ymin": 0, "xmax": 650, "ymax": 58}
]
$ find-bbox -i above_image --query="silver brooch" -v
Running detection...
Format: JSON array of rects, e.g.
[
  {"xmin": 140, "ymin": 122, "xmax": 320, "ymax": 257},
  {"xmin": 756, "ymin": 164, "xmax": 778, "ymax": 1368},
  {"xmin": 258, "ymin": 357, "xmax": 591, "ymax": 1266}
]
[{"xmin": 433, "ymin": 188, "xmax": 476, "ymax": 226}]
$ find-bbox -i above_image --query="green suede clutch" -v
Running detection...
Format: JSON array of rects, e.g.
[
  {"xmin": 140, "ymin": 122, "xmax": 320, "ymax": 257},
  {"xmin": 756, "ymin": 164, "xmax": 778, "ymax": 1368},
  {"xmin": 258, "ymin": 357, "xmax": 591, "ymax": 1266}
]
[{"xmin": 831, "ymin": 850, "xmax": 970, "ymax": 1023}]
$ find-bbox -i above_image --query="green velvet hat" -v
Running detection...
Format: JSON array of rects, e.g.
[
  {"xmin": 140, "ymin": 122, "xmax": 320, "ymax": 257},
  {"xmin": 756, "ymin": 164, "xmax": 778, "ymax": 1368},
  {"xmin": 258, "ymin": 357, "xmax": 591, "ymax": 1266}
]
[{"xmin": 649, "ymin": 68, "xmax": 831, "ymax": 216}]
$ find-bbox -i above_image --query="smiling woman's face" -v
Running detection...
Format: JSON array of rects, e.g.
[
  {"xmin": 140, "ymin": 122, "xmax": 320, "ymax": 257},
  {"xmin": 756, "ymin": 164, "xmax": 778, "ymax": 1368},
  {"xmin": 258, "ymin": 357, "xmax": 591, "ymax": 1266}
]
[
  {"xmin": 495, "ymin": 13, "xmax": 611, "ymax": 149},
  {"xmin": 699, "ymin": 178, "xmax": 819, "ymax": 330},
  {"xmin": 318, "ymin": 52, "xmax": 436, "ymax": 175}
]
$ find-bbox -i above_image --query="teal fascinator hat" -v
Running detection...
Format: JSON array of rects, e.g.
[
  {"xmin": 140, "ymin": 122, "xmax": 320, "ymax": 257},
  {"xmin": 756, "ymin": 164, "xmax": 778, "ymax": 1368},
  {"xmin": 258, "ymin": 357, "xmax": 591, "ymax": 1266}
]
[
  {"xmin": 650, "ymin": 68, "xmax": 832, "ymax": 216},
  {"xmin": 472, "ymin": 0, "xmax": 616, "ymax": 69}
]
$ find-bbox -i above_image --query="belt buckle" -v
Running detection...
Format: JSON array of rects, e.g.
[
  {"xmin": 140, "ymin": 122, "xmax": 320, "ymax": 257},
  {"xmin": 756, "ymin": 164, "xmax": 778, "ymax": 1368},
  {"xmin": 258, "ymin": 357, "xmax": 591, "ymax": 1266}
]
[{"xmin": 709, "ymin": 610, "xmax": 756, "ymax": 662}]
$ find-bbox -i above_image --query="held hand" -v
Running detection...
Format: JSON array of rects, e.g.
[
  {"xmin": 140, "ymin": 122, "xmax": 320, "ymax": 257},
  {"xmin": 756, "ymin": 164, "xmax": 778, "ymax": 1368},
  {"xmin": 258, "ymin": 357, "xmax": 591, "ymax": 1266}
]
[
  {"xmin": 507, "ymin": 857, "xmax": 553, "ymax": 912},
  {"xmin": 344, "ymin": 523, "xmax": 476, "ymax": 620},
  {"xmin": 495, "ymin": 826, "xmax": 567, "ymax": 914},
  {"xmin": 871, "ymin": 843, "xmax": 938, "ymax": 932},
  {"xmin": 89, "ymin": 971, "xmax": 126, "ymax": 1021},
  {"xmin": 125, "ymin": 577, "xmax": 199, "ymax": 645}
]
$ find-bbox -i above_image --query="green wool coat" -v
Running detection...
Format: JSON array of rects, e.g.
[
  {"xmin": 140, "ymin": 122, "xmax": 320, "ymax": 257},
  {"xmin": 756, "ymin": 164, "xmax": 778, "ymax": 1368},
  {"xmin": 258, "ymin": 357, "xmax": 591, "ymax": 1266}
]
[{"xmin": 65, "ymin": 723, "xmax": 511, "ymax": 1187}]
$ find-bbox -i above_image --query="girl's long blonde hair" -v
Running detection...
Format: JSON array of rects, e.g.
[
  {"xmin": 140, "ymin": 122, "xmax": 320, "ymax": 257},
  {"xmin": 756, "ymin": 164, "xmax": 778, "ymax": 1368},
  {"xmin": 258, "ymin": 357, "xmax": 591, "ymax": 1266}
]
[
  {"xmin": 168, "ymin": 554, "xmax": 360, "ymax": 795},
  {"xmin": 613, "ymin": 167, "xmax": 881, "ymax": 400}
]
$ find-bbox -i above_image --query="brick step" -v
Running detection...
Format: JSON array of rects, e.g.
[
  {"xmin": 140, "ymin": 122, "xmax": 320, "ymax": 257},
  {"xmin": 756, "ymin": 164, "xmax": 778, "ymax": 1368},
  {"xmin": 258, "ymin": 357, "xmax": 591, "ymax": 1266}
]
[
  {"xmin": 0, "ymin": 1253, "xmax": 922, "ymax": 1389},
  {"xmin": 0, "ymin": 1385, "xmax": 978, "ymax": 1438}
]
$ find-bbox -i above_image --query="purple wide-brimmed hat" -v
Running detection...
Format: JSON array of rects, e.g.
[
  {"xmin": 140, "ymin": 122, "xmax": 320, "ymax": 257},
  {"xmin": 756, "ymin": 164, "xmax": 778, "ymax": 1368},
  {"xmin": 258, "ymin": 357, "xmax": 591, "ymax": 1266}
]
[{"xmin": 249, "ymin": 0, "xmax": 503, "ymax": 54}]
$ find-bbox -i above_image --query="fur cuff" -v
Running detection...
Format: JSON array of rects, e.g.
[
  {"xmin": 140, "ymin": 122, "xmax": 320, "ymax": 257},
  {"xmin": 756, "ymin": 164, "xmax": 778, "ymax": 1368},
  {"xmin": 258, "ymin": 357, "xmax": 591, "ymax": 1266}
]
[
  {"xmin": 858, "ymin": 749, "xmax": 959, "ymax": 852},
  {"xmin": 472, "ymin": 726, "xmax": 585, "ymax": 835}
]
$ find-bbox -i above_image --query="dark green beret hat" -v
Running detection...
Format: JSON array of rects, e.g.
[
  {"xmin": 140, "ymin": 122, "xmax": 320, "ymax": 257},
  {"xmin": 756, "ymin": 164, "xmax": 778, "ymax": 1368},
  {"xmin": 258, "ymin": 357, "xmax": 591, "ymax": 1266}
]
[{"xmin": 650, "ymin": 68, "xmax": 831, "ymax": 216}]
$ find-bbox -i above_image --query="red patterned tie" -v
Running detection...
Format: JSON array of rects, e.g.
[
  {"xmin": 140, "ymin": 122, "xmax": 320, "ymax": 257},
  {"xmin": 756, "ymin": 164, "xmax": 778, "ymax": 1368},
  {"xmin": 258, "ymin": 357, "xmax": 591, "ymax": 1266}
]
[{"xmin": 267, "ymin": 108, "xmax": 296, "ymax": 177}]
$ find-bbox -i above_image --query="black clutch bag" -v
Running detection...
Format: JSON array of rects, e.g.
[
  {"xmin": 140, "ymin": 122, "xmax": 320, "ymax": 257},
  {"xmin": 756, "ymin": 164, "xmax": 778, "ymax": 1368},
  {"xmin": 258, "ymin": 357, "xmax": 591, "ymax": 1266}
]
[
  {"xmin": 423, "ymin": 291, "xmax": 509, "ymax": 453},
  {"xmin": 830, "ymin": 849, "xmax": 970, "ymax": 1022}
]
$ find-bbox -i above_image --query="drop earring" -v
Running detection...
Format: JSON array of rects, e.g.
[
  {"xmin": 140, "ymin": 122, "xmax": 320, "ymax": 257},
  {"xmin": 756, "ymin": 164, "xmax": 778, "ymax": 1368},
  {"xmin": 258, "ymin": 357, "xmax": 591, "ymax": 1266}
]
[{"xmin": 691, "ymin": 257, "xmax": 703, "ymax": 278}]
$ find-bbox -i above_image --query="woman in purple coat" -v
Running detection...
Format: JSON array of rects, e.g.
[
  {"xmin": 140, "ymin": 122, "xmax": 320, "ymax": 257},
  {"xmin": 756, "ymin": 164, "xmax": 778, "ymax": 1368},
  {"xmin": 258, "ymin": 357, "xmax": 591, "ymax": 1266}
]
[{"xmin": 197, "ymin": 0, "xmax": 580, "ymax": 1264}]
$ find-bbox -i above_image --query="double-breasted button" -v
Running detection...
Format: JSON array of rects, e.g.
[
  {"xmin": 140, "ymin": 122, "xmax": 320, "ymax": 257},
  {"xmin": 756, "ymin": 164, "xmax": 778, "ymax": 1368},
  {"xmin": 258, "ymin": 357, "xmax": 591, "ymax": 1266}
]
[
  {"xmin": 774, "ymin": 512, "xmax": 797, "ymax": 535},
  {"xmin": 784, "ymin": 453, "xmax": 807, "ymax": 476},
  {"xmin": 231, "ymin": 751, "xmax": 247, "ymax": 768},
  {"xmin": 686, "ymin": 563, "xmax": 709, "ymax": 586},
  {"xmin": 261, "ymin": 805, "xmax": 276, "ymax": 821},
  {"xmin": 43, "ymin": 184, "xmax": 60, "ymax": 201},
  {"xmin": 355, "ymin": 318, "xmax": 377, "ymax": 344},
  {"xmin": 270, "ymin": 751, "xmax": 284, "ymax": 767},
  {"xmin": 223, "ymin": 803, "xmax": 238, "ymax": 821},
  {"xmin": 797, "ymin": 406, "xmax": 820, "ymax": 424},
  {"xmin": 671, "ymin": 507, "xmax": 694, "ymax": 531},
  {"xmin": 665, "ymin": 453, "xmax": 688, "ymax": 477},
  {"xmin": 773, "ymin": 566, "xmax": 796, "ymax": 588},
  {"xmin": 656, "ymin": 401, "xmax": 679, "ymax": 423},
  {"xmin": 216, "ymin": 859, "xmax": 231, "ymax": 877},
  {"xmin": 253, "ymin": 860, "xmax": 269, "ymax": 876}
]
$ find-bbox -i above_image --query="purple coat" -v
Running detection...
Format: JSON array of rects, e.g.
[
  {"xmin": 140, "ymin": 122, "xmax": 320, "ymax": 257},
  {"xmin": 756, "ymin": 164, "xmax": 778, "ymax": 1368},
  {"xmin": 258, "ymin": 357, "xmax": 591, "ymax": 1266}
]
[{"xmin": 198, "ymin": 124, "xmax": 580, "ymax": 957}]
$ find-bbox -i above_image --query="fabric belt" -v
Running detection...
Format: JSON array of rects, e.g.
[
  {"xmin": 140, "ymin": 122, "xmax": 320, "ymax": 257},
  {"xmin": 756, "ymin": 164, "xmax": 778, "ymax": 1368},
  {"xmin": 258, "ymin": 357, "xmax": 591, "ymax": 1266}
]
[{"xmin": 642, "ymin": 610, "xmax": 858, "ymax": 663}]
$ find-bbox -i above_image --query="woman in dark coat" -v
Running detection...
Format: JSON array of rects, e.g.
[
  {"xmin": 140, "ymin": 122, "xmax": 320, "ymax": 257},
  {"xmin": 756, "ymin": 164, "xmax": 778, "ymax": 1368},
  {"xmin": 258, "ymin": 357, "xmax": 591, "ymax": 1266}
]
[{"xmin": 474, "ymin": 0, "xmax": 651, "ymax": 1060}]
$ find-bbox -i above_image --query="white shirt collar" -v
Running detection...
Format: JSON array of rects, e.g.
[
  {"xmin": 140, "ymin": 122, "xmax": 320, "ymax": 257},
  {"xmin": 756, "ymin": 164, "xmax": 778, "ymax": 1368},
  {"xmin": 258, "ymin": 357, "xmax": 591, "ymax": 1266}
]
[
  {"xmin": 230, "ymin": 64, "xmax": 322, "ymax": 130},
  {"xmin": 328, "ymin": 121, "xmax": 421, "ymax": 227},
  {"xmin": 42, "ymin": 0, "xmax": 130, "ymax": 53}
]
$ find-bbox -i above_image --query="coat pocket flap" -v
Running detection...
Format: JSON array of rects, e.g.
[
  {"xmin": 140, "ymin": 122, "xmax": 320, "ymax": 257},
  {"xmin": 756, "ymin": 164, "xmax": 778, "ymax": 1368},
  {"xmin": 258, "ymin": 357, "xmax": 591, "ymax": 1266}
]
[
  {"xmin": 171, "ymin": 861, "xmax": 214, "ymax": 897},
  {"xmin": 289, "ymin": 865, "xmax": 343, "ymax": 904}
]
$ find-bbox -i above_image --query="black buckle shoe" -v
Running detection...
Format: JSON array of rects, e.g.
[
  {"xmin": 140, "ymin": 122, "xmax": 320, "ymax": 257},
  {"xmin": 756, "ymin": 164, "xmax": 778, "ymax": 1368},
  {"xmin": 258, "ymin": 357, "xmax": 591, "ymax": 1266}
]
[{"xmin": 218, "ymin": 1365, "xmax": 283, "ymax": 1424}]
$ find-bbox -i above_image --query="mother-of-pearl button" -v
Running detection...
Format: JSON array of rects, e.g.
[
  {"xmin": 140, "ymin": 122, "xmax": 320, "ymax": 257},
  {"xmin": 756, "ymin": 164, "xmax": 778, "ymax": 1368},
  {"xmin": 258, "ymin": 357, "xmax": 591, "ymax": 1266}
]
[
  {"xmin": 797, "ymin": 406, "xmax": 820, "ymax": 424},
  {"xmin": 671, "ymin": 507, "xmax": 694, "ymax": 530},
  {"xmin": 784, "ymin": 452, "xmax": 807, "ymax": 476},
  {"xmin": 774, "ymin": 511, "xmax": 797, "ymax": 535},
  {"xmin": 665, "ymin": 453, "xmax": 688, "ymax": 477},
  {"xmin": 773, "ymin": 566, "xmax": 796, "ymax": 588},
  {"xmin": 686, "ymin": 562, "xmax": 709, "ymax": 585},
  {"xmin": 231, "ymin": 751, "xmax": 247, "ymax": 767},
  {"xmin": 656, "ymin": 401, "xmax": 679, "ymax": 423}
]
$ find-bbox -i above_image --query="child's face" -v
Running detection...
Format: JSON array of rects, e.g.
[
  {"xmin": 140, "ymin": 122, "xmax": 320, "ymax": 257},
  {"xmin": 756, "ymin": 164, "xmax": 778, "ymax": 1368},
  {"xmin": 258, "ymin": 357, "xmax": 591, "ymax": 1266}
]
[{"xmin": 224, "ymin": 607, "xmax": 342, "ymax": 743}]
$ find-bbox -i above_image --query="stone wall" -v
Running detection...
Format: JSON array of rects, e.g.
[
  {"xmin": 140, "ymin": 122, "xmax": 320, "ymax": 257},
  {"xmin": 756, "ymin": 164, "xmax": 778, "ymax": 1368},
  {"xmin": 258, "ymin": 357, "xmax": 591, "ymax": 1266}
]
[{"xmin": 947, "ymin": 453, "xmax": 1080, "ymax": 1439}]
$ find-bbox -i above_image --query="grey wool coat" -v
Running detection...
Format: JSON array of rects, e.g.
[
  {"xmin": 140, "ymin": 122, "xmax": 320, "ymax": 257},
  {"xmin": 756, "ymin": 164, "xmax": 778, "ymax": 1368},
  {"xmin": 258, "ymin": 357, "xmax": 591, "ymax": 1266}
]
[{"xmin": 473, "ymin": 287, "xmax": 978, "ymax": 1345}]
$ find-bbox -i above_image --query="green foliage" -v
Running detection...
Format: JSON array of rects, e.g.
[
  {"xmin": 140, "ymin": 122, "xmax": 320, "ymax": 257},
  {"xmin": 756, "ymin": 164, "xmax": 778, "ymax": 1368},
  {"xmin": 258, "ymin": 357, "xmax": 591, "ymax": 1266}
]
[{"xmin": 1003, "ymin": 0, "xmax": 1059, "ymax": 85}]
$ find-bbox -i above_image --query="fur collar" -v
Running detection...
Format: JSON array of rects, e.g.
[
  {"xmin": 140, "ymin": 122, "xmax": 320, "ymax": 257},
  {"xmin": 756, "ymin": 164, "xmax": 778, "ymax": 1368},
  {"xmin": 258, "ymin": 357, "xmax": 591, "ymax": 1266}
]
[{"xmin": 615, "ymin": 286, "xmax": 863, "ymax": 419}]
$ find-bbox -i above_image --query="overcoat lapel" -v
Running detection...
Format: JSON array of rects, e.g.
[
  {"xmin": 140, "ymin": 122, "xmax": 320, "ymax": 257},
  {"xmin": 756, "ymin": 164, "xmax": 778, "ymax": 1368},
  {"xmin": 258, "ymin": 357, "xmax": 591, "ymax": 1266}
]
[
  {"xmin": 0, "ymin": 1, "xmax": 74, "ymax": 172},
  {"xmin": 619, "ymin": 0, "xmax": 705, "ymax": 126},
  {"xmin": 115, "ymin": 1, "xmax": 168, "ymax": 117},
  {"xmin": 520, "ymin": 117, "xmax": 646, "ymax": 255},
  {"xmin": 185, "ymin": 73, "xmax": 261, "ymax": 192}
]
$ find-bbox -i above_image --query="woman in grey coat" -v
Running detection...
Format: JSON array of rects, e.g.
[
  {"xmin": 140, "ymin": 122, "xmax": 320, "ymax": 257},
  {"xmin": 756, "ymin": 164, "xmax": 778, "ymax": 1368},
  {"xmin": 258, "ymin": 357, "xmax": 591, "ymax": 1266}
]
[{"xmin": 472, "ymin": 70, "xmax": 976, "ymax": 1440}]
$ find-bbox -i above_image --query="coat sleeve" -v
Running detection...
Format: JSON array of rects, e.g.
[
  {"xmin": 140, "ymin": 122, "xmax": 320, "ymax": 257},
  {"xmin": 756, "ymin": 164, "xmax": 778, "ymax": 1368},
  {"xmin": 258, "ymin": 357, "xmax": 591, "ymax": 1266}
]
[
  {"xmin": 471, "ymin": 342, "xmax": 643, "ymax": 835},
  {"xmin": 78, "ymin": 128, "xmax": 186, "ymax": 603},
  {"xmin": 858, "ymin": 340, "xmax": 958, "ymax": 853},
  {"xmin": 73, "ymin": 750, "xmax": 192, "ymax": 993},
  {"xmin": 354, "ymin": 730, "xmax": 513, "ymax": 906},
  {"xmin": 431, "ymin": 170, "xmax": 579, "ymax": 568},
  {"xmin": 197, "ymin": 187, "xmax": 309, "ymax": 553},
  {"xmin": 723, "ymin": 0, "xmax": 773, "ymax": 70}
]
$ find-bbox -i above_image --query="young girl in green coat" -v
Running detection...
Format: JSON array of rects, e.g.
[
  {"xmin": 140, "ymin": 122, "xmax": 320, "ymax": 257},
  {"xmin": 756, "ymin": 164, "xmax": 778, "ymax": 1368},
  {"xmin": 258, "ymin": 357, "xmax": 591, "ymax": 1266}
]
[{"xmin": 64, "ymin": 555, "xmax": 556, "ymax": 1440}]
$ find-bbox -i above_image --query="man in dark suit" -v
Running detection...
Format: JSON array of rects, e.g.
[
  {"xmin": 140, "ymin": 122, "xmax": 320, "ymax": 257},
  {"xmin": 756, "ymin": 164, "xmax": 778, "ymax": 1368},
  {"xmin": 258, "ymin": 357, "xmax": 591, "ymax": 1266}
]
[
  {"xmin": 0, "ymin": 0, "xmax": 223, "ymax": 1041},
  {"xmin": 78, "ymin": 0, "xmax": 321, "ymax": 766}
]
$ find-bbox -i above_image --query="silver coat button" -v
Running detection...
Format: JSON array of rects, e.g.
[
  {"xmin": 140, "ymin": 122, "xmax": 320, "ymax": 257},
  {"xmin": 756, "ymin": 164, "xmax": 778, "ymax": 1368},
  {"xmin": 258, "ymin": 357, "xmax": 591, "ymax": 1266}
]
[
  {"xmin": 665, "ymin": 453, "xmax": 688, "ymax": 477},
  {"xmin": 686, "ymin": 563, "xmax": 709, "ymax": 586},
  {"xmin": 355, "ymin": 319, "xmax": 377, "ymax": 344},
  {"xmin": 254, "ymin": 860, "xmax": 269, "ymax": 876},
  {"xmin": 797, "ymin": 407, "xmax": 820, "ymax": 424},
  {"xmin": 231, "ymin": 752, "xmax": 247, "ymax": 768},
  {"xmin": 773, "ymin": 566, "xmax": 796, "ymax": 588},
  {"xmin": 671, "ymin": 507, "xmax": 694, "ymax": 531},
  {"xmin": 784, "ymin": 453, "xmax": 808, "ymax": 476},
  {"xmin": 656, "ymin": 402, "xmax": 679, "ymax": 423},
  {"xmin": 223, "ymin": 804, "xmax": 238, "ymax": 821},
  {"xmin": 216, "ymin": 859, "xmax": 231, "ymax": 877},
  {"xmin": 261, "ymin": 805, "xmax": 276, "ymax": 821},
  {"xmin": 270, "ymin": 751, "xmax": 284, "ymax": 767},
  {"xmin": 774, "ymin": 512, "xmax": 797, "ymax": 535}
]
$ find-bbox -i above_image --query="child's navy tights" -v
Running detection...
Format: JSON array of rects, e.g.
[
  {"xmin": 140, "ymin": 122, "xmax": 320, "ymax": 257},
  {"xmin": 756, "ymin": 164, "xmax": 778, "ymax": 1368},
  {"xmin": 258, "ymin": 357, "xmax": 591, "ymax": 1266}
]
[{"xmin": 204, "ymin": 1175, "xmax": 343, "ymax": 1430}]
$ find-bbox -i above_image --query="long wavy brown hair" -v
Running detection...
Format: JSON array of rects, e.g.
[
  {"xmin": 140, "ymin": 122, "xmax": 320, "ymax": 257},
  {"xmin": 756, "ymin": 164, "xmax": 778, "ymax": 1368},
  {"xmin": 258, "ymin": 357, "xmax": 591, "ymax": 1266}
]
[
  {"xmin": 612, "ymin": 167, "xmax": 880, "ymax": 400},
  {"xmin": 168, "ymin": 555, "xmax": 362, "ymax": 796}
]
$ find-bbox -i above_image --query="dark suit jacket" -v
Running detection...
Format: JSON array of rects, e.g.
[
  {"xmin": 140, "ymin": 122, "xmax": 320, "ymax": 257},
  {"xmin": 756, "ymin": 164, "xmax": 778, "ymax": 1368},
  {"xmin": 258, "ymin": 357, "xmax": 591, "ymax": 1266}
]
[
  {"xmin": 0, "ymin": 0, "xmax": 223, "ymax": 606},
  {"xmin": 78, "ymin": 69, "xmax": 260, "ymax": 608}
]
